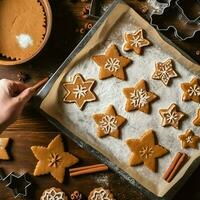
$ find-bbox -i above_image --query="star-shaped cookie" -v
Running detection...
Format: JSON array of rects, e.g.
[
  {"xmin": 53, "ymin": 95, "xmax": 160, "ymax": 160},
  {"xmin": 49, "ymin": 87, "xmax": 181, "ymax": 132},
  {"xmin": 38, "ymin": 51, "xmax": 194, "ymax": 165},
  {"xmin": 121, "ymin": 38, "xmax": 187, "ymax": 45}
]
[
  {"xmin": 159, "ymin": 103, "xmax": 185, "ymax": 129},
  {"xmin": 63, "ymin": 73, "xmax": 96, "ymax": 110},
  {"xmin": 152, "ymin": 59, "xmax": 178, "ymax": 86},
  {"xmin": 0, "ymin": 138, "xmax": 9, "ymax": 160},
  {"xmin": 181, "ymin": 78, "xmax": 200, "ymax": 103},
  {"xmin": 92, "ymin": 44, "xmax": 132, "ymax": 80},
  {"xmin": 193, "ymin": 109, "xmax": 200, "ymax": 126},
  {"xmin": 93, "ymin": 105, "xmax": 126, "ymax": 138},
  {"xmin": 126, "ymin": 130, "xmax": 168, "ymax": 172},
  {"xmin": 123, "ymin": 80, "xmax": 158, "ymax": 113},
  {"xmin": 179, "ymin": 129, "xmax": 200, "ymax": 149},
  {"xmin": 123, "ymin": 29, "xmax": 150, "ymax": 55},
  {"xmin": 31, "ymin": 135, "xmax": 79, "ymax": 183}
]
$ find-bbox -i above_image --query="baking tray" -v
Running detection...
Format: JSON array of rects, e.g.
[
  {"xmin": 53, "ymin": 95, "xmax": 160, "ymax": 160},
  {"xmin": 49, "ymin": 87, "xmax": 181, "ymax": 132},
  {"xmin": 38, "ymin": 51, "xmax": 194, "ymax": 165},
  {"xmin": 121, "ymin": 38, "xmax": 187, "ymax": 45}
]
[{"xmin": 34, "ymin": 1, "xmax": 200, "ymax": 199}]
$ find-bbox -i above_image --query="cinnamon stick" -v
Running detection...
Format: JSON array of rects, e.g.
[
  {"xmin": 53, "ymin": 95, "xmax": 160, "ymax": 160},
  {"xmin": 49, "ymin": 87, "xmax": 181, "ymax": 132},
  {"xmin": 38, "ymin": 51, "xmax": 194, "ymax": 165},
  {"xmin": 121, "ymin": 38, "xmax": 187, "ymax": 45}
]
[
  {"xmin": 69, "ymin": 164, "xmax": 106, "ymax": 173},
  {"xmin": 69, "ymin": 165, "xmax": 108, "ymax": 177},
  {"xmin": 163, "ymin": 152, "xmax": 182, "ymax": 180},
  {"xmin": 163, "ymin": 152, "xmax": 188, "ymax": 183}
]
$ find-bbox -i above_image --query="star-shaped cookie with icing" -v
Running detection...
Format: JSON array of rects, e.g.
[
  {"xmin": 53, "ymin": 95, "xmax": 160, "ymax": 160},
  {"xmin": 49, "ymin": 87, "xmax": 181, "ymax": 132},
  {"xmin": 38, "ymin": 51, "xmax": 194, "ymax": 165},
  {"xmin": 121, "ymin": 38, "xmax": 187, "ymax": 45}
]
[
  {"xmin": 63, "ymin": 73, "xmax": 96, "ymax": 110},
  {"xmin": 159, "ymin": 103, "xmax": 185, "ymax": 129},
  {"xmin": 93, "ymin": 105, "xmax": 126, "ymax": 138},
  {"xmin": 179, "ymin": 129, "xmax": 200, "ymax": 149},
  {"xmin": 92, "ymin": 44, "xmax": 132, "ymax": 80},
  {"xmin": 126, "ymin": 130, "xmax": 168, "ymax": 172},
  {"xmin": 123, "ymin": 80, "xmax": 158, "ymax": 114},
  {"xmin": 123, "ymin": 29, "xmax": 150, "ymax": 55},
  {"xmin": 181, "ymin": 78, "xmax": 200, "ymax": 103},
  {"xmin": 0, "ymin": 138, "xmax": 10, "ymax": 160},
  {"xmin": 152, "ymin": 59, "xmax": 178, "ymax": 86},
  {"xmin": 31, "ymin": 135, "xmax": 79, "ymax": 183},
  {"xmin": 193, "ymin": 109, "xmax": 200, "ymax": 126}
]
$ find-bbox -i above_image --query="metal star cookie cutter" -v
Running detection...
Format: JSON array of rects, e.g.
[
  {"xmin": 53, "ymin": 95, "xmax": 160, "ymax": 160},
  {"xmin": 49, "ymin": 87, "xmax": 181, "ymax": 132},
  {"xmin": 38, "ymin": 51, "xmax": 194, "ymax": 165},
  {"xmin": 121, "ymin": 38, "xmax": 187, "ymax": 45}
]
[
  {"xmin": 149, "ymin": 0, "xmax": 200, "ymax": 40},
  {"xmin": 3, "ymin": 172, "xmax": 31, "ymax": 198},
  {"xmin": 0, "ymin": 168, "xmax": 6, "ymax": 180}
]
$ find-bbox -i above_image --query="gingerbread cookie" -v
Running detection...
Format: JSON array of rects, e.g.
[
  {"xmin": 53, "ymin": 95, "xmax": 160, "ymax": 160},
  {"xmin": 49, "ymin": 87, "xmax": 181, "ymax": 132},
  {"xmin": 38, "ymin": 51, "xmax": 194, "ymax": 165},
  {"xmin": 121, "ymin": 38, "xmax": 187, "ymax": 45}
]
[
  {"xmin": 41, "ymin": 187, "xmax": 68, "ymax": 200},
  {"xmin": 88, "ymin": 187, "xmax": 115, "ymax": 200},
  {"xmin": 93, "ymin": 105, "xmax": 126, "ymax": 138},
  {"xmin": 92, "ymin": 44, "xmax": 132, "ymax": 80},
  {"xmin": 179, "ymin": 129, "xmax": 200, "ymax": 149},
  {"xmin": 123, "ymin": 29, "xmax": 150, "ymax": 55},
  {"xmin": 181, "ymin": 78, "xmax": 200, "ymax": 103},
  {"xmin": 31, "ymin": 135, "xmax": 79, "ymax": 183},
  {"xmin": 63, "ymin": 73, "xmax": 96, "ymax": 110},
  {"xmin": 126, "ymin": 130, "xmax": 168, "ymax": 172},
  {"xmin": 159, "ymin": 103, "xmax": 185, "ymax": 129},
  {"xmin": 123, "ymin": 80, "xmax": 158, "ymax": 113},
  {"xmin": 0, "ymin": 138, "xmax": 10, "ymax": 160},
  {"xmin": 152, "ymin": 59, "xmax": 178, "ymax": 86},
  {"xmin": 193, "ymin": 109, "xmax": 200, "ymax": 126}
]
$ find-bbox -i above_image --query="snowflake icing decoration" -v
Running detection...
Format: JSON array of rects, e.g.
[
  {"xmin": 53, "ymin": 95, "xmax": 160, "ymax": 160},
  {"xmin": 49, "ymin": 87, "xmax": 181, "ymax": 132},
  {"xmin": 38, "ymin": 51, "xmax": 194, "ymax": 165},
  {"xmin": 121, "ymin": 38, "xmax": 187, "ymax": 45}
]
[
  {"xmin": 188, "ymin": 84, "xmax": 200, "ymax": 96},
  {"xmin": 104, "ymin": 58, "xmax": 120, "ymax": 72},
  {"xmin": 73, "ymin": 85, "xmax": 88, "ymax": 99},
  {"xmin": 99, "ymin": 115, "xmax": 117, "ymax": 134},
  {"xmin": 130, "ymin": 89, "xmax": 150, "ymax": 108}
]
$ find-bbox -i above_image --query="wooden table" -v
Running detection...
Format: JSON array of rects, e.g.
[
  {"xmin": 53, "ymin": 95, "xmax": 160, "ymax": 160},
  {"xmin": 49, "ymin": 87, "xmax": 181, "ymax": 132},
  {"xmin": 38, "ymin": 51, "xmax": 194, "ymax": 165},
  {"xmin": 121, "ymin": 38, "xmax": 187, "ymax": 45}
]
[{"xmin": 0, "ymin": 0, "xmax": 200, "ymax": 199}]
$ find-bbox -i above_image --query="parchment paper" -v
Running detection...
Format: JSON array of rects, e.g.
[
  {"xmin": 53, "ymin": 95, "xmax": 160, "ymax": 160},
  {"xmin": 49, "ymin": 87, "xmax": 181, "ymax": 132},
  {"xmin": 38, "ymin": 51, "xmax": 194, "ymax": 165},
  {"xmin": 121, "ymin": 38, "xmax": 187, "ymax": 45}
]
[{"xmin": 40, "ymin": 2, "xmax": 200, "ymax": 197}]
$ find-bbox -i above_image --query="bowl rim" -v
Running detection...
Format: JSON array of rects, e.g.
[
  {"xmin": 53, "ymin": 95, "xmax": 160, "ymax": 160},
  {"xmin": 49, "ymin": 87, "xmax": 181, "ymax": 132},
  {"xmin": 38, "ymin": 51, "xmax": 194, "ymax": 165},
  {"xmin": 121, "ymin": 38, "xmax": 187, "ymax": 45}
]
[{"xmin": 0, "ymin": 0, "xmax": 53, "ymax": 66}]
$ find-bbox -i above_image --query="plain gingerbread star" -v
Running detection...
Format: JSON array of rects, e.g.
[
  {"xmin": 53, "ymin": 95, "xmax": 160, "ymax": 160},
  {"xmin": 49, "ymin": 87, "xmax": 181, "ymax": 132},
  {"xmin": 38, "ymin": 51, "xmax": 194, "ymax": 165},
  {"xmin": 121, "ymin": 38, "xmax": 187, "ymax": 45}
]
[
  {"xmin": 181, "ymin": 78, "xmax": 200, "ymax": 103},
  {"xmin": 93, "ymin": 105, "xmax": 126, "ymax": 138},
  {"xmin": 92, "ymin": 44, "xmax": 132, "ymax": 80},
  {"xmin": 126, "ymin": 130, "xmax": 168, "ymax": 172},
  {"xmin": 31, "ymin": 135, "xmax": 79, "ymax": 183},
  {"xmin": 179, "ymin": 129, "xmax": 200, "ymax": 149},
  {"xmin": 159, "ymin": 103, "xmax": 185, "ymax": 129},
  {"xmin": 193, "ymin": 109, "xmax": 200, "ymax": 126},
  {"xmin": 0, "ymin": 138, "xmax": 10, "ymax": 160},
  {"xmin": 63, "ymin": 73, "xmax": 96, "ymax": 110},
  {"xmin": 152, "ymin": 59, "xmax": 178, "ymax": 86},
  {"xmin": 123, "ymin": 80, "xmax": 158, "ymax": 114},
  {"xmin": 123, "ymin": 29, "xmax": 150, "ymax": 55}
]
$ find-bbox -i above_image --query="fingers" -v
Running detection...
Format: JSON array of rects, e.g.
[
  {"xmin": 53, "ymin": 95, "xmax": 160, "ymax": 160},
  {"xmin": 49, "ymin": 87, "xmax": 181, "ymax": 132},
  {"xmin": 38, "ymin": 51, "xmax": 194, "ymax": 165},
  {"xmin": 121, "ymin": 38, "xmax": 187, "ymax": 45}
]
[{"xmin": 14, "ymin": 77, "xmax": 49, "ymax": 104}]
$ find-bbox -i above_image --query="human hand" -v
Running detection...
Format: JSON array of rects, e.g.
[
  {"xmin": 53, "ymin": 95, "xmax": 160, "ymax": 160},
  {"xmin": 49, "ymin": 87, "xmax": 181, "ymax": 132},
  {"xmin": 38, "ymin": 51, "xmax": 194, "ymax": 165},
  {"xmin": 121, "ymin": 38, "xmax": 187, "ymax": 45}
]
[{"xmin": 0, "ymin": 78, "xmax": 48, "ymax": 131}]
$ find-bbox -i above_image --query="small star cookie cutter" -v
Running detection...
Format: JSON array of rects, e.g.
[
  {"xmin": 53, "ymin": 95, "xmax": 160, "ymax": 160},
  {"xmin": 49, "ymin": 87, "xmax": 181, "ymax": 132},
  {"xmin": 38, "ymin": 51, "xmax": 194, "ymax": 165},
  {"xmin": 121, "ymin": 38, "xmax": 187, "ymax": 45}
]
[
  {"xmin": 2, "ymin": 172, "xmax": 31, "ymax": 198},
  {"xmin": 149, "ymin": 0, "xmax": 200, "ymax": 40}
]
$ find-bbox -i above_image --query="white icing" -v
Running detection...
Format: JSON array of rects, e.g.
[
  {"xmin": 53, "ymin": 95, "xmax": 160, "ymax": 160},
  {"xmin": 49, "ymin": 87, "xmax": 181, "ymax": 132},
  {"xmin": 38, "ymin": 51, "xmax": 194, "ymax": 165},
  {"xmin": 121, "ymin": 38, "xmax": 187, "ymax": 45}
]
[
  {"xmin": 186, "ymin": 136, "xmax": 193, "ymax": 143},
  {"xmin": 16, "ymin": 34, "xmax": 33, "ymax": 49},
  {"xmin": 165, "ymin": 111, "xmax": 178, "ymax": 124},
  {"xmin": 155, "ymin": 61, "xmax": 176, "ymax": 84},
  {"xmin": 188, "ymin": 84, "xmax": 200, "ymax": 96},
  {"xmin": 104, "ymin": 58, "xmax": 120, "ymax": 72},
  {"xmin": 130, "ymin": 35, "xmax": 144, "ymax": 48},
  {"xmin": 73, "ymin": 85, "xmax": 88, "ymax": 99},
  {"xmin": 99, "ymin": 115, "xmax": 117, "ymax": 134},
  {"xmin": 41, "ymin": 188, "xmax": 65, "ymax": 200},
  {"xmin": 90, "ymin": 188, "xmax": 112, "ymax": 200},
  {"xmin": 139, "ymin": 146, "xmax": 154, "ymax": 159},
  {"xmin": 130, "ymin": 89, "xmax": 150, "ymax": 108}
]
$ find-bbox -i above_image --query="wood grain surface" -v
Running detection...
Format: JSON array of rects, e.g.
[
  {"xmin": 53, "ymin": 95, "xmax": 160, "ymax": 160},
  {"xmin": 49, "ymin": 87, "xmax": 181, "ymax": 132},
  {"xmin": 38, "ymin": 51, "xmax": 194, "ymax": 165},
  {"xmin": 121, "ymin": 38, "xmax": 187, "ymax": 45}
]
[{"xmin": 0, "ymin": 0, "xmax": 199, "ymax": 199}]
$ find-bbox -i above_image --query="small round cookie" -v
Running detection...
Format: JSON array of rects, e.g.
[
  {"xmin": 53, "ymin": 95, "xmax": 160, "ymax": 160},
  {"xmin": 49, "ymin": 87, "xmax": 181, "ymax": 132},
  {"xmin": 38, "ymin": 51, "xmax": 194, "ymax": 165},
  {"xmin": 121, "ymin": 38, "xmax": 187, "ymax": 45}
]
[
  {"xmin": 88, "ymin": 187, "xmax": 115, "ymax": 200},
  {"xmin": 40, "ymin": 187, "xmax": 68, "ymax": 200}
]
